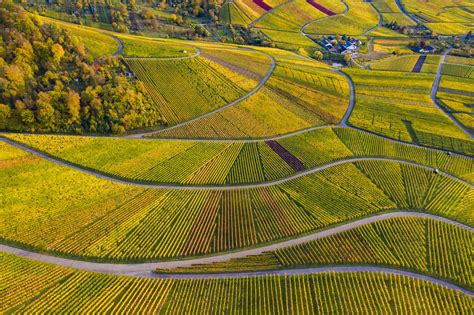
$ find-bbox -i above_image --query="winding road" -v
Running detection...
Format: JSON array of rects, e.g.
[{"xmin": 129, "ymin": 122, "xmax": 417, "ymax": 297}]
[
  {"xmin": 431, "ymin": 48, "xmax": 473, "ymax": 139},
  {"xmin": 248, "ymin": 0, "xmax": 295, "ymax": 28},
  {"xmin": 1, "ymin": 212, "xmax": 472, "ymax": 295},
  {"xmin": 395, "ymin": 0, "xmax": 420, "ymax": 25},
  {"xmin": 112, "ymin": 36, "xmax": 124, "ymax": 57},
  {"xmin": 126, "ymin": 50, "xmax": 276, "ymax": 138},
  {"xmin": 1, "ymin": 136, "xmax": 471, "ymax": 189}
]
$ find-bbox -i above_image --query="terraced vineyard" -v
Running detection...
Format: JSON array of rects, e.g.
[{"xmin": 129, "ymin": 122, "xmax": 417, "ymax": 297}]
[
  {"xmin": 125, "ymin": 54, "xmax": 262, "ymax": 125},
  {"xmin": 158, "ymin": 217, "xmax": 472, "ymax": 288},
  {"xmin": 149, "ymin": 54, "xmax": 350, "ymax": 138},
  {"xmin": 437, "ymin": 73, "xmax": 474, "ymax": 134},
  {"xmin": 1, "ymin": 140, "xmax": 471, "ymax": 260},
  {"xmin": 1, "ymin": 1, "xmax": 473, "ymax": 312},
  {"xmin": 4, "ymin": 126, "xmax": 473, "ymax": 185},
  {"xmin": 346, "ymin": 69, "xmax": 472, "ymax": 154},
  {"xmin": 2, "ymin": 252, "xmax": 471, "ymax": 314}
]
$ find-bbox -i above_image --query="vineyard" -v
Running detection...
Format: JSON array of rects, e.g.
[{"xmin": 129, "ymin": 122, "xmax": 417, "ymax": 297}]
[
  {"xmin": 125, "ymin": 55, "xmax": 260, "ymax": 125},
  {"xmin": 346, "ymin": 68, "xmax": 472, "ymax": 153},
  {"xmin": 151, "ymin": 56, "xmax": 350, "ymax": 139},
  {"xmin": 159, "ymin": 217, "xmax": 472, "ymax": 288},
  {"xmin": 304, "ymin": 0, "xmax": 380, "ymax": 35},
  {"xmin": 1, "ymin": 1, "xmax": 473, "ymax": 312},
  {"xmin": 4, "ymin": 125, "xmax": 473, "ymax": 185},
  {"xmin": 118, "ymin": 35, "xmax": 197, "ymax": 58},
  {"xmin": 1, "ymin": 140, "xmax": 472, "ymax": 260},
  {"xmin": 436, "ymin": 74, "xmax": 474, "ymax": 134},
  {"xmin": 2, "ymin": 253, "xmax": 471, "ymax": 314}
]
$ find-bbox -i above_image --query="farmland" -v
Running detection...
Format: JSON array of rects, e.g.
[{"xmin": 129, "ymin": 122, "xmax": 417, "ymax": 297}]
[
  {"xmin": 1, "ymin": 0, "xmax": 473, "ymax": 312},
  {"xmin": 2, "ymin": 252, "xmax": 471, "ymax": 314},
  {"xmin": 304, "ymin": 0, "xmax": 380, "ymax": 35},
  {"xmin": 1, "ymin": 140, "xmax": 472, "ymax": 260},
  {"xmin": 4, "ymin": 125, "xmax": 473, "ymax": 185},
  {"xmin": 125, "ymin": 53, "xmax": 263, "ymax": 125},
  {"xmin": 150, "ymin": 52, "xmax": 350, "ymax": 139},
  {"xmin": 159, "ymin": 216, "xmax": 472, "ymax": 288},
  {"xmin": 346, "ymin": 69, "xmax": 472, "ymax": 154}
]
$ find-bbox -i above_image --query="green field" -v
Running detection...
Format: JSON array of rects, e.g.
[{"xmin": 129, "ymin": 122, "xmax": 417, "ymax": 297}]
[
  {"xmin": 1, "ymin": 1, "xmax": 473, "ymax": 312},
  {"xmin": 3, "ymin": 253, "xmax": 471, "ymax": 314},
  {"xmin": 346, "ymin": 69, "xmax": 472, "ymax": 153},
  {"xmin": 1, "ymin": 141, "xmax": 472, "ymax": 260}
]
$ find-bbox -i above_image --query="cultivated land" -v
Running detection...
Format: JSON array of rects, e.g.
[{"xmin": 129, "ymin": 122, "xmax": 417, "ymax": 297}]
[{"xmin": 0, "ymin": 0, "xmax": 473, "ymax": 313}]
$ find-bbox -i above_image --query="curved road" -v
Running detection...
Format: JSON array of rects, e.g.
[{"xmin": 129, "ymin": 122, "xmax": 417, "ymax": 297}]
[
  {"xmin": 248, "ymin": 0, "xmax": 294, "ymax": 28},
  {"xmin": 112, "ymin": 36, "xmax": 124, "ymax": 57},
  {"xmin": 1, "ymin": 212, "xmax": 472, "ymax": 296},
  {"xmin": 1, "ymin": 137, "xmax": 471, "ymax": 189},
  {"xmin": 431, "ymin": 48, "xmax": 472, "ymax": 139},
  {"xmin": 300, "ymin": 0, "xmax": 349, "ymax": 37},
  {"xmin": 126, "ymin": 50, "xmax": 276, "ymax": 139},
  {"xmin": 124, "ymin": 46, "xmax": 202, "ymax": 61}
]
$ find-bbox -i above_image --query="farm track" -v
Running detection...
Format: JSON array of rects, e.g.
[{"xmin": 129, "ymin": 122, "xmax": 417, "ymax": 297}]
[
  {"xmin": 125, "ymin": 49, "xmax": 277, "ymax": 138},
  {"xmin": 431, "ymin": 49, "xmax": 473, "ymax": 139},
  {"xmin": 1, "ymin": 212, "xmax": 472, "ymax": 296},
  {"xmin": 2, "ymin": 136, "xmax": 472, "ymax": 189}
]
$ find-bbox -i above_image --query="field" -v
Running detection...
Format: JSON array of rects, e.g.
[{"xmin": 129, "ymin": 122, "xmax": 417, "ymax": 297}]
[
  {"xmin": 4, "ymin": 126, "xmax": 473, "ymax": 185},
  {"xmin": 117, "ymin": 35, "xmax": 198, "ymax": 58},
  {"xmin": 125, "ymin": 54, "xmax": 262, "ymax": 125},
  {"xmin": 159, "ymin": 216, "xmax": 472, "ymax": 288},
  {"xmin": 150, "ymin": 52, "xmax": 350, "ymax": 139},
  {"xmin": 346, "ymin": 68, "xmax": 472, "ymax": 153},
  {"xmin": 402, "ymin": 0, "xmax": 474, "ymax": 34},
  {"xmin": 2, "ymin": 252, "xmax": 471, "ymax": 314},
  {"xmin": 304, "ymin": 0, "xmax": 380, "ymax": 35},
  {"xmin": 1, "ymin": 1, "xmax": 473, "ymax": 312},
  {"xmin": 1, "ymin": 140, "xmax": 472, "ymax": 260},
  {"xmin": 437, "ymin": 74, "xmax": 474, "ymax": 134}
]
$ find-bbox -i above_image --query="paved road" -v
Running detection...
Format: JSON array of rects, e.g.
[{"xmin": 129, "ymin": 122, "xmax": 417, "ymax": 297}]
[
  {"xmin": 126, "ymin": 50, "xmax": 276, "ymax": 138},
  {"xmin": 2, "ymin": 137, "xmax": 471, "ymax": 189},
  {"xmin": 112, "ymin": 36, "xmax": 124, "ymax": 57},
  {"xmin": 431, "ymin": 48, "xmax": 472, "ymax": 139}
]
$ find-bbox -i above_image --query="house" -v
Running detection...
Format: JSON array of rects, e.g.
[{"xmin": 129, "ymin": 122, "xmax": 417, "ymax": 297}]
[{"xmin": 344, "ymin": 42, "xmax": 357, "ymax": 51}]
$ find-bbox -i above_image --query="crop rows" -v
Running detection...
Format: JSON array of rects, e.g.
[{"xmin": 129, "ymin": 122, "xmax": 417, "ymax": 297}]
[
  {"xmin": 305, "ymin": 0, "xmax": 380, "ymax": 35},
  {"xmin": 2, "ymin": 253, "xmax": 471, "ymax": 314},
  {"xmin": 125, "ymin": 56, "xmax": 257, "ymax": 125},
  {"xmin": 2, "ymin": 140, "xmax": 472, "ymax": 260},
  {"xmin": 164, "ymin": 217, "xmax": 472, "ymax": 288},
  {"xmin": 154, "ymin": 61, "xmax": 350, "ymax": 139},
  {"xmin": 346, "ymin": 68, "xmax": 472, "ymax": 153}
]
